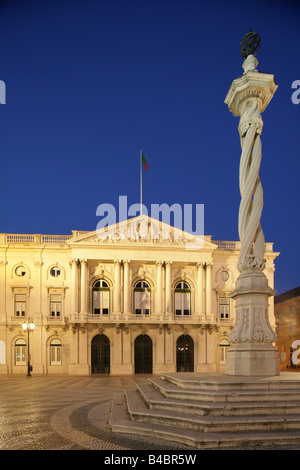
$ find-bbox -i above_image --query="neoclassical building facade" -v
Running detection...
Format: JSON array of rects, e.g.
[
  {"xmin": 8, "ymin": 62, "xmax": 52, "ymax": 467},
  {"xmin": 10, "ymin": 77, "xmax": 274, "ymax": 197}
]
[{"xmin": 0, "ymin": 215, "xmax": 279, "ymax": 375}]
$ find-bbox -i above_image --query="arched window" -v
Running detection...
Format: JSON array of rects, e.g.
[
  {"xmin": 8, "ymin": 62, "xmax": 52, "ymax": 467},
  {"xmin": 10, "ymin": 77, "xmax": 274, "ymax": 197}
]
[
  {"xmin": 92, "ymin": 280, "xmax": 110, "ymax": 315},
  {"xmin": 219, "ymin": 339, "xmax": 230, "ymax": 364},
  {"xmin": 50, "ymin": 338, "xmax": 62, "ymax": 366},
  {"xmin": 15, "ymin": 338, "xmax": 26, "ymax": 365},
  {"xmin": 174, "ymin": 281, "xmax": 191, "ymax": 316},
  {"xmin": 134, "ymin": 281, "xmax": 150, "ymax": 315}
]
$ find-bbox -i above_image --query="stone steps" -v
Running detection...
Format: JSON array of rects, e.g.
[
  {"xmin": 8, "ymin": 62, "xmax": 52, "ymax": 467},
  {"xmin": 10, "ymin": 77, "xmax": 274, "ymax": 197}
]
[
  {"xmin": 149, "ymin": 377, "xmax": 300, "ymax": 403},
  {"xmin": 126, "ymin": 388, "xmax": 300, "ymax": 433},
  {"xmin": 160, "ymin": 372, "xmax": 300, "ymax": 391},
  {"xmin": 138, "ymin": 382, "xmax": 300, "ymax": 416},
  {"xmin": 110, "ymin": 372, "xmax": 300, "ymax": 449}
]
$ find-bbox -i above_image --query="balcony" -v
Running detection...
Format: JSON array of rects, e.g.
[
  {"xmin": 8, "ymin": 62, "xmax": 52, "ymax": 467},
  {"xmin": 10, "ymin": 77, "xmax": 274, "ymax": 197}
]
[
  {"xmin": 1, "ymin": 233, "xmax": 72, "ymax": 245},
  {"xmin": 8, "ymin": 314, "xmax": 65, "ymax": 327},
  {"xmin": 213, "ymin": 240, "xmax": 274, "ymax": 252},
  {"xmin": 69, "ymin": 312, "xmax": 218, "ymax": 326},
  {"xmin": 44, "ymin": 315, "xmax": 66, "ymax": 326}
]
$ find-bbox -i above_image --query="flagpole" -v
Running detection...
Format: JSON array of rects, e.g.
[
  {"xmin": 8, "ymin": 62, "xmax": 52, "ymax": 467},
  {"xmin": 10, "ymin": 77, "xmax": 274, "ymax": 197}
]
[{"xmin": 140, "ymin": 148, "xmax": 142, "ymax": 216}]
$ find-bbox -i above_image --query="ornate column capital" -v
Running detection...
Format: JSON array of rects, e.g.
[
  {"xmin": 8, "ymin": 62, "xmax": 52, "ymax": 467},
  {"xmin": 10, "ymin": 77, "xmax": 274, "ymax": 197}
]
[{"xmin": 225, "ymin": 67, "xmax": 277, "ymax": 117}]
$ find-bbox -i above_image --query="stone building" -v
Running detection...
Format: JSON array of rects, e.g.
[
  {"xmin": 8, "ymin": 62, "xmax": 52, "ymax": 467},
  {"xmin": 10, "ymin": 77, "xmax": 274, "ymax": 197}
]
[
  {"xmin": 275, "ymin": 286, "xmax": 300, "ymax": 370},
  {"xmin": 0, "ymin": 215, "xmax": 278, "ymax": 375}
]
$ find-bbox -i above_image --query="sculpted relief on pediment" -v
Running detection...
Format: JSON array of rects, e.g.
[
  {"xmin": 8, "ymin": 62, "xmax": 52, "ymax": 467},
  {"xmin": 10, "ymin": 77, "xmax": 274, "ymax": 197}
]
[{"xmin": 73, "ymin": 217, "xmax": 206, "ymax": 250}]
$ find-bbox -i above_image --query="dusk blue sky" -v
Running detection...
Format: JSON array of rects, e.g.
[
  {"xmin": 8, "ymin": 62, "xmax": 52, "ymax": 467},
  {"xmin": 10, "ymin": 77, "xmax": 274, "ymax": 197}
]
[{"xmin": 0, "ymin": 0, "xmax": 299, "ymax": 295}]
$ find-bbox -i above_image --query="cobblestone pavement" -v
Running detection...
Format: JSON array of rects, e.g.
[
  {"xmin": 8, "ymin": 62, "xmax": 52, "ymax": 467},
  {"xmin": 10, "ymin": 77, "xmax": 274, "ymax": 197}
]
[{"xmin": 0, "ymin": 375, "xmax": 193, "ymax": 451}]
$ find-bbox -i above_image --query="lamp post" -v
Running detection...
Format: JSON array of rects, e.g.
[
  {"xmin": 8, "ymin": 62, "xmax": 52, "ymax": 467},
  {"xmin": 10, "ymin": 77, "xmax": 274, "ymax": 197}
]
[{"xmin": 22, "ymin": 318, "xmax": 35, "ymax": 376}]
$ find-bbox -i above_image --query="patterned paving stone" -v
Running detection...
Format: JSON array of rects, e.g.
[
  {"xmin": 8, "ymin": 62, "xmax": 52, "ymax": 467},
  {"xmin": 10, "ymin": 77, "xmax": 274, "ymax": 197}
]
[{"xmin": 0, "ymin": 375, "xmax": 192, "ymax": 450}]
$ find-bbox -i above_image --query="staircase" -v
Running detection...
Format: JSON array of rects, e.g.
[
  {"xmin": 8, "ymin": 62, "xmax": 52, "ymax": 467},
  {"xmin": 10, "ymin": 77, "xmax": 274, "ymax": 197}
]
[{"xmin": 110, "ymin": 372, "xmax": 300, "ymax": 449}]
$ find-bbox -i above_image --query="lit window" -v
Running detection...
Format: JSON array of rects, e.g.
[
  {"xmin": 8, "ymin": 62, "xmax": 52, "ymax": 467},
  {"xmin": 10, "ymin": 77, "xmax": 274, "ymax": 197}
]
[
  {"xmin": 174, "ymin": 281, "xmax": 191, "ymax": 316},
  {"xmin": 134, "ymin": 281, "xmax": 150, "ymax": 315},
  {"xmin": 93, "ymin": 280, "xmax": 110, "ymax": 314}
]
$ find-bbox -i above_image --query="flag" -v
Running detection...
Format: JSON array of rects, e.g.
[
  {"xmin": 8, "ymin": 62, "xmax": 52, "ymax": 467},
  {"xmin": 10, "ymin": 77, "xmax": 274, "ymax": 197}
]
[{"xmin": 141, "ymin": 152, "xmax": 148, "ymax": 172}]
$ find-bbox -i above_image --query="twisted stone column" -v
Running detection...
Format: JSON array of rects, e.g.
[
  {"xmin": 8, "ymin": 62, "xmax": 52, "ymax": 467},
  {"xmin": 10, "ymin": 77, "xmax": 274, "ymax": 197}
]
[
  {"xmin": 224, "ymin": 53, "xmax": 279, "ymax": 376},
  {"xmin": 237, "ymin": 92, "xmax": 265, "ymax": 272}
]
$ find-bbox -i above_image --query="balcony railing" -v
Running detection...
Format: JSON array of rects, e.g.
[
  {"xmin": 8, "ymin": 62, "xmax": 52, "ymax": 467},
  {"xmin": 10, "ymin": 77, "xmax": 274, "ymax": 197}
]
[
  {"xmin": 1, "ymin": 233, "xmax": 274, "ymax": 252},
  {"xmin": 2, "ymin": 234, "xmax": 72, "ymax": 244},
  {"xmin": 213, "ymin": 240, "xmax": 274, "ymax": 252},
  {"xmin": 69, "ymin": 312, "xmax": 221, "ymax": 324}
]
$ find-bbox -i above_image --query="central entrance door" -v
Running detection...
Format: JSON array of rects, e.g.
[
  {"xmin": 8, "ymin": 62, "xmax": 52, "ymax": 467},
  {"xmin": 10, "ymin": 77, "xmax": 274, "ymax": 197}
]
[
  {"xmin": 134, "ymin": 334, "xmax": 152, "ymax": 373},
  {"xmin": 176, "ymin": 334, "xmax": 194, "ymax": 372},
  {"xmin": 91, "ymin": 334, "xmax": 110, "ymax": 374}
]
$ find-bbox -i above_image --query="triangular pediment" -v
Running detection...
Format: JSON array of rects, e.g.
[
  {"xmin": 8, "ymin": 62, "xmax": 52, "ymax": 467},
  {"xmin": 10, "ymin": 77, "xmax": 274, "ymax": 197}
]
[{"xmin": 70, "ymin": 215, "xmax": 217, "ymax": 251}]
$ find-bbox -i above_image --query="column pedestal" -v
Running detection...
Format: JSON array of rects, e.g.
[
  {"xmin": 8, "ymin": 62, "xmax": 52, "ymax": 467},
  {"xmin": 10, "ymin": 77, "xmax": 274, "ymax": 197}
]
[{"xmin": 225, "ymin": 269, "xmax": 280, "ymax": 376}]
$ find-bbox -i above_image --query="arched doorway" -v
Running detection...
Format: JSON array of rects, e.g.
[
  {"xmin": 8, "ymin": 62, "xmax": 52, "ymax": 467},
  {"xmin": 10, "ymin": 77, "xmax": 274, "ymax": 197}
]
[
  {"xmin": 91, "ymin": 334, "xmax": 110, "ymax": 374},
  {"xmin": 134, "ymin": 334, "xmax": 152, "ymax": 373},
  {"xmin": 176, "ymin": 335, "xmax": 194, "ymax": 372}
]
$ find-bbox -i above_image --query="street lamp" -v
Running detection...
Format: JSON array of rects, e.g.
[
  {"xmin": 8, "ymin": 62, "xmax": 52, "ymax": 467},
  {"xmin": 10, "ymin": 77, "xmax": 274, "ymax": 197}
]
[{"xmin": 22, "ymin": 318, "xmax": 35, "ymax": 376}]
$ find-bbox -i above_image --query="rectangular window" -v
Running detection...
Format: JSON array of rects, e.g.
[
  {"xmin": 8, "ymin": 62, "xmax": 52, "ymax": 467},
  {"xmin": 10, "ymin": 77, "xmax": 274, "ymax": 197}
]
[
  {"xmin": 15, "ymin": 294, "xmax": 26, "ymax": 316},
  {"xmin": 50, "ymin": 345, "xmax": 62, "ymax": 365},
  {"xmin": 175, "ymin": 292, "xmax": 191, "ymax": 316},
  {"xmin": 134, "ymin": 291, "xmax": 150, "ymax": 315},
  {"xmin": 220, "ymin": 297, "xmax": 230, "ymax": 320},
  {"xmin": 15, "ymin": 345, "xmax": 26, "ymax": 365},
  {"xmin": 219, "ymin": 346, "xmax": 226, "ymax": 364},
  {"xmin": 50, "ymin": 294, "xmax": 61, "ymax": 317},
  {"xmin": 93, "ymin": 290, "xmax": 109, "ymax": 314}
]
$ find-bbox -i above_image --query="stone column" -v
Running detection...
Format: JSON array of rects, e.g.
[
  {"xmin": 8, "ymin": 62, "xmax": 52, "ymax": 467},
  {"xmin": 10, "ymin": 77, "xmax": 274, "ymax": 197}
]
[
  {"xmin": 196, "ymin": 262, "xmax": 204, "ymax": 316},
  {"xmin": 156, "ymin": 261, "xmax": 163, "ymax": 315},
  {"xmin": 71, "ymin": 259, "xmax": 78, "ymax": 314},
  {"xmin": 114, "ymin": 260, "xmax": 121, "ymax": 313},
  {"xmin": 165, "ymin": 261, "xmax": 172, "ymax": 314},
  {"xmin": 224, "ymin": 31, "xmax": 279, "ymax": 376},
  {"xmin": 205, "ymin": 262, "xmax": 212, "ymax": 316},
  {"xmin": 123, "ymin": 260, "xmax": 130, "ymax": 314},
  {"xmin": 80, "ymin": 259, "xmax": 87, "ymax": 314}
]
